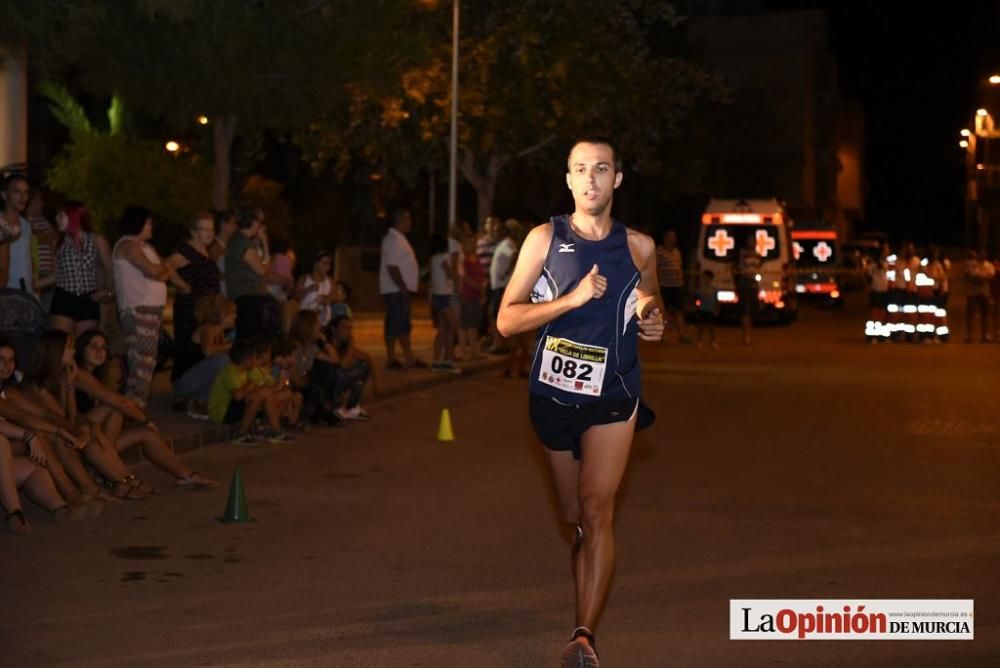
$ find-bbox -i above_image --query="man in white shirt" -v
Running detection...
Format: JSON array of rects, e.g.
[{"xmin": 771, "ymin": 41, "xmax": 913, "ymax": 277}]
[
  {"xmin": 488, "ymin": 219, "xmax": 520, "ymax": 352},
  {"xmin": 0, "ymin": 174, "xmax": 36, "ymax": 296},
  {"xmin": 379, "ymin": 209, "xmax": 424, "ymax": 369}
]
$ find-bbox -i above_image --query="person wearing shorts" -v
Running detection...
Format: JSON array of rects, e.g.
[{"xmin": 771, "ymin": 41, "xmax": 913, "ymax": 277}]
[{"xmin": 497, "ymin": 136, "xmax": 663, "ymax": 668}]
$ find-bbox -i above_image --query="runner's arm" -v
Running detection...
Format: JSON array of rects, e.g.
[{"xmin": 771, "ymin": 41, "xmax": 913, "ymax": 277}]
[
  {"xmin": 628, "ymin": 230, "xmax": 665, "ymax": 342},
  {"xmin": 497, "ymin": 224, "xmax": 604, "ymax": 336}
]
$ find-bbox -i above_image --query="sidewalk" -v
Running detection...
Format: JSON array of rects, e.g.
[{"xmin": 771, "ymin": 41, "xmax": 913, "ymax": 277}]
[{"xmin": 137, "ymin": 303, "xmax": 505, "ymax": 462}]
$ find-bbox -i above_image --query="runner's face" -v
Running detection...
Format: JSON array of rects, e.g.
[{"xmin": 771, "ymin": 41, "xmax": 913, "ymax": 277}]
[{"xmin": 566, "ymin": 143, "xmax": 621, "ymax": 217}]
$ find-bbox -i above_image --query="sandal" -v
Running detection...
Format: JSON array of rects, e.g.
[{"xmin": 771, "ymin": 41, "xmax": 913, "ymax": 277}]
[
  {"xmin": 111, "ymin": 480, "xmax": 146, "ymax": 501},
  {"xmin": 175, "ymin": 471, "xmax": 219, "ymax": 490},
  {"xmin": 5, "ymin": 509, "xmax": 30, "ymax": 534},
  {"xmin": 126, "ymin": 475, "xmax": 156, "ymax": 496},
  {"xmin": 94, "ymin": 489, "xmax": 123, "ymax": 504},
  {"xmin": 52, "ymin": 500, "xmax": 103, "ymax": 522}
]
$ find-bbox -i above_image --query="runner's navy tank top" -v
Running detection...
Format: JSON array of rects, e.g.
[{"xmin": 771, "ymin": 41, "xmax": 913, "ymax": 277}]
[{"xmin": 528, "ymin": 214, "xmax": 642, "ymax": 404}]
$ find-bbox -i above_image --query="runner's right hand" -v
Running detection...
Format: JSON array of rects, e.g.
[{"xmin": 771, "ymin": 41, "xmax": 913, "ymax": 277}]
[{"xmin": 569, "ymin": 264, "xmax": 607, "ymax": 307}]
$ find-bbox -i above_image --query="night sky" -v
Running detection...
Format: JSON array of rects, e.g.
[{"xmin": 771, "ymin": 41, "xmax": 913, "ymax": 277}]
[{"xmin": 774, "ymin": 1, "xmax": 1000, "ymax": 245}]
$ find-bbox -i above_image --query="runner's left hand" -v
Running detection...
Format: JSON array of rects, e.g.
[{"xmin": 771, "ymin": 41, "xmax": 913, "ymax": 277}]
[{"xmin": 637, "ymin": 307, "xmax": 664, "ymax": 342}]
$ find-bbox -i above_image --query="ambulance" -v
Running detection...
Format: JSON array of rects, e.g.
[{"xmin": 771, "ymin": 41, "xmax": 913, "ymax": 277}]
[
  {"xmin": 790, "ymin": 223, "xmax": 843, "ymax": 307},
  {"xmin": 693, "ymin": 198, "xmax": 798, "ymax": 323}
]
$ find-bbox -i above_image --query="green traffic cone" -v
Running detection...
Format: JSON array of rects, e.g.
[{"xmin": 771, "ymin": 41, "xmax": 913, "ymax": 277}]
[{"xmin": 217, "ymin": 466, "xmax": 254, "ymax": 523}]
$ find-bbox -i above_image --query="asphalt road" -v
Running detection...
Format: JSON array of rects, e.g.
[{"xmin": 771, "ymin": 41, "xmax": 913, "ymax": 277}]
[{"xmin": 3, "ymin": 294, "xmax": 999, "ymax": 667}]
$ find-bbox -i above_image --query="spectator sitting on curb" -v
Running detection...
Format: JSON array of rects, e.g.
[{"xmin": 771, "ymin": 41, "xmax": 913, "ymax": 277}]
[
  {"xmin": 74, "ymin": 330, "xmax": 217, "ymax": 489},
  {"xmin": 208, "ymin": 340, "xmax": 293, "ymax": 445}
]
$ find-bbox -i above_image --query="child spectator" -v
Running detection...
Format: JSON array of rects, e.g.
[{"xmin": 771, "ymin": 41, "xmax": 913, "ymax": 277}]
[
  {"xmin": 249, "ymin": 339, "xmax": 302, "ymax": 430},
  {"xmin": 329, "ymin": 280, "xmax": 353, "ymax": 321},
  {"xmin": 208, "ymin": 340, "xmax": 293, "ymax": 445},
  {"xmin": 695, "ymin": 270, "xmax": 719, "ymax": 349}
]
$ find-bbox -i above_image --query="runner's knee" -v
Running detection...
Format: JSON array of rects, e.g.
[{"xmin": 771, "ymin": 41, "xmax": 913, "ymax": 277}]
[{"xmin": 579, "ymin": 494, "xmax": 613, "ymax": 533}]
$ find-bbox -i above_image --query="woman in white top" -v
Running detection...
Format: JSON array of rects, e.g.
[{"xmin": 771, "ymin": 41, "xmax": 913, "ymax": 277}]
[
  {"xmin": 295, "ymin": 250, "xmax": 334, "ymax": 327},
  {"xmin": 112, "ymin": 207, "xmax": 188, "ymax": 409},
  {"xmin": 429, "ymin": 234, "xmax": 460, "ymax": 373}
]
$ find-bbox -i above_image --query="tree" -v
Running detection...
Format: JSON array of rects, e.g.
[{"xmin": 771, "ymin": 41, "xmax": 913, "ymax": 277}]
[
  {"xmin": 3, "ymin": 1, "xmax": 421, "ymax": 209},
  {"xmin": 300, "ymin": 0, "xmax": 724, "ymax": 223},
  {"xmin": 39, "ymin": 81, "xmax": 211, "ymax": 231}
]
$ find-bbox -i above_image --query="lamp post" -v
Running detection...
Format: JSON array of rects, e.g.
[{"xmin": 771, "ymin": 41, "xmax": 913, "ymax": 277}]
[{"xmin": 447, "ymin": 0, "xmax": 460, "ymax": 231}]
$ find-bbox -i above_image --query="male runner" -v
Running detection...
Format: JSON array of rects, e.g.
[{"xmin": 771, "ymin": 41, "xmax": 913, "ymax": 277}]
[{"xmin": 497, "ymin": 135, "xmax": 664, "ymax": 667}]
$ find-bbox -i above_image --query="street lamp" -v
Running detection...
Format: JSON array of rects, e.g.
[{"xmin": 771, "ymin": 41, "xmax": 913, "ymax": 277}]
[
  {"xmin": 197, "ymin": 115, "xmax": 209, "ymax": 125},
  {"xmin": 961, "ymin": 129, "xmax": 971, "ymax": 137},
  {"xmin": 990, "ymin": 75, "xmax": 1000, "ymax": 84},
  {"xmin": 960, "ymin": 140, "xmax": 969, "ymax": 148},
  {"xmin": 164, "ymin": 140, "xmax": 180, "ymax": 153},
  {"xmin": 448, "ymin": 0, "xmax": 459, "ymax": 231},
  {"xmin": 977, "ymin": 108, "xmax": 989, "ymax": 117}
]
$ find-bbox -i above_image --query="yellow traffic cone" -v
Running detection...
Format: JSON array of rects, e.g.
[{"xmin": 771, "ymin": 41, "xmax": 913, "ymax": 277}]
[{"xmin": 437, "ymin": 408, "xmax": 454, "ymax": 441}]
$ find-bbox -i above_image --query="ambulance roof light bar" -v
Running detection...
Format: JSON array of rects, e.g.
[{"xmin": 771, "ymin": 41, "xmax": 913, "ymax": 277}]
[{"xmin": 701, "ymin": 212, "xmax": 785, "ymax": 225}]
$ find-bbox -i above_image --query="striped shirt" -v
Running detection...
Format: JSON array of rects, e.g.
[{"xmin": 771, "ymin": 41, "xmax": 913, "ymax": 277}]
[
  {"xmin": 28, "ymin": 216, "xmax": 56, "ymax": 279},
  {"xmin": 476, "ymin": 235, "xmax": 497, "ymax": 288},
  {"xmin": 656, "ymin": 246, "xmax": 684, "ymax": 288}
]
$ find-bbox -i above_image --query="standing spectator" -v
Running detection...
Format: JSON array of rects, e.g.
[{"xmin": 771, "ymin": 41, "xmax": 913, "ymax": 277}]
[
  {"xmin": 379, "ymin": 208, "xmax": 424, "ymax": 369},
  {"xmin": 694, "ymin": 269, "xmax": 719, "ymax": 349},
  {"xmin": 991, "ymin": 253, "xmax": 1000, "ymax": 341},
  {"xmin": 208, "ymin": 210, "xmax": 237, "ymax": 296},
  {"xmin": 656, "ymin": 229, "xmax": 690, "ymax": 344},
  {"xmin": 963, "ymin": 249, "xmax": 994, "ymax": 343},
  {"xmin": 866, "ymin": 243, "xmax": 891, "ymax": 342},
  {"xmin": 0, "ymin": 174, "xmax": 36, "ymax": 295},
  {"xmin": 460, "ymin": 234, "xmax": 486, "ymax": 361},
  {"xmin": 488, "ymin": 219, "xmax": 520, "ymax": 353},
  {"xmin": 429, "ymin": 233, "xmax": 460, "ymax": 373},
  {"xmin": 112, "ymin": 206, "xmax": 187, "ymax": 409},
  {"xmin": 266, "ymin": 236, "xmax": 296, "ymax": 331},
  {"xmin": 165, "ymin": 212, "xmax": 221, "ymax": 353},
  {"xmin": 49, "ymin": 203, "xmax": 114, "ymax": 337},
  {"xmin": 295, "ymin": 250, "xmax": 334, "ymax": 327},
  {"xmin": 26, "ymin": 190, "xmax": 58, "ymax": 310},
  {"xmin": 735, "ymin": 233, "xmax": 762, "ymax": 346},
  {"xmin": 477, "ymin": 216, "xmax": 501, "ymax": 345},
  {"xmin": 225, "ymin": 205, "xmax": 281, "ymax": 341}
]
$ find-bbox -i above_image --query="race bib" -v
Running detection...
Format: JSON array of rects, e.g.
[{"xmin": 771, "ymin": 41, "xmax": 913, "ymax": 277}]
[{"xmin": 538, "ymin": 336, "xmax": 607, "ymax": 396}]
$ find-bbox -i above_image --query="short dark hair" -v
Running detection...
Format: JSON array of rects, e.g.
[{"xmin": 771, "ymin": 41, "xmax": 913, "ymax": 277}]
[
  {"xmin": 2, "ymin": 173, "xmax": 29, "ymax": 191},
  {"xmin": 213, "ymin": 209, "xmax": 234, "ymax": 235},
  {"xmin": 567, "ymin": 135, "xmax": 622, "ymax": 173},
  {"xmin": 235, "ymin": 204, "xmax": 259, "ymax": 230},
  {"xmin": 271, "ymin": 337, "xmax": 300, "ymax": 359},
  {"xmin": 230, "ymin": 340, "xmax": 256, "ymax": 365},
  {"xmin": 119, "ymin": 206, "xmax": 152, "ymax": 236},
  {"xmin": 334, "ymin": 280, "xmax": 352, "ymax": 298},
  {"xmin": 0, "ymin": 337, "xmax": 15, "ymax": 354},
  {"xmin": 390, "ymin": 208, "xmax": 411, "ymax": 227},
  {"xmin": 331, "ymin": 314, "xmax": 352, "ymax": 331}
]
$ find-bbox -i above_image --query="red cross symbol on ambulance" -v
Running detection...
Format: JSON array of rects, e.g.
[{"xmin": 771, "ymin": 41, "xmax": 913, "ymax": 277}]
[
  {"xmin": 707, "ymin": 229, "xmax": 735, "ymax": 257},
  {"xmin": 792, "ymin": 241, "xmax": 803, "ymax": 260},
  {"xmin": 812, "ymin": 241, "xmax": 832, "ymax": 262},
  {"xmin": 755, "ymin": 230, "xmax": 776, "ymax": 257}
]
